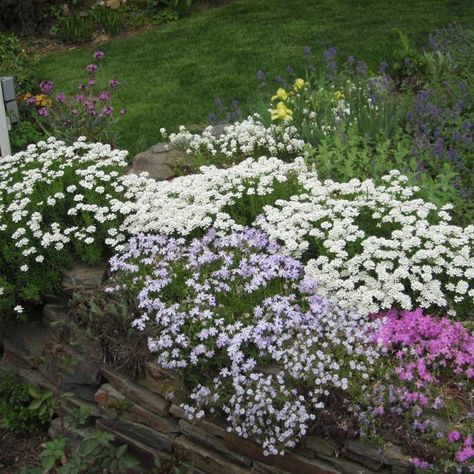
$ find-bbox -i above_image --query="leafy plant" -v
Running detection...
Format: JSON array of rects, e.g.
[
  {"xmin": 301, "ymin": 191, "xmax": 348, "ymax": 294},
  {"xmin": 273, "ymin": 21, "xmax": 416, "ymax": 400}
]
[
  {"xmin": 389, "ymin": 28, "xmax": 427, "ymax": 89},
  {"xmin": 20, "ymin": 431, "xmax": 139, "ymax": 474},
  {"xmin": 90, "ymin": 6, "xmax": 126, "ymax": 36},
  {"xmin": 51, "ymin": 15, "xmax": 95, "ymax": 44},
  {"xmin": 22, "ymin": 50, "xmax": 126, "ymax": 145},
  {"xmin": 9, "ymin": 120, "xmax": 45, "ymax": 152},
  {"xmin": 0, "ymin": 33, "xmax": 38, "ymax": 95},
  {"xmin": 0, "ymin": 372, "xmax": 54, "ymax": 434}
]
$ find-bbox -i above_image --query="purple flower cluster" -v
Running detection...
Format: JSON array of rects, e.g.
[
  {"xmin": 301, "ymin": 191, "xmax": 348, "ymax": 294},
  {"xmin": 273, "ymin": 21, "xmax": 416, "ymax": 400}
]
[
  {"xmin": 28, "ymin": 49, "xmax": 127, "ymax": 136},
  {"xmin": 109, "ymin": 228, "xmax": 380, "ymax": 454}
]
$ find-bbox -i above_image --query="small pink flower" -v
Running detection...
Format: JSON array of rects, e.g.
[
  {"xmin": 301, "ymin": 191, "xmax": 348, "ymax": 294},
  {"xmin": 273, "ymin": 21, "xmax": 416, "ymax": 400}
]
[
  {"xmin": 56, "ymin": 93, "xmax": 65, "ymax": 103},
  {"xmin": 86, "ymin": 63, "xmax": 98, "ymax": 74},
  {"xmin": 38, "ymin": 107, "xmax": 49, "ymax": 117},
  {"xmin": 101, "ymin": 105, "xmax": 113, "ymax": 116},
  {"xmin": 108, "ymin": 79, "xmax": 119, "ymax": 88},
  {"xmin": 120, "ymin": 108, "xmax": 127, "ymax": 116},
  {"xmin": 39, "ymin": 80, "xmax": 53, "ymax": 94},
  {"xmin": 455, "ymin": 446, "xmax": 474, "ymax": 463},
  {"xmin": 93, "ymin": 50, "xmax": 105, "ymax": 60},
  {"xmin": 99, "ymin": 91, "xmax": 111, "ymax": 101},
  {"xmin": 374, "ymin": 406, "xmax": 385, "ymax": 416},
  {"xmin": 448, "ymin": 431, "xmax": 461, "ymax": 443}
]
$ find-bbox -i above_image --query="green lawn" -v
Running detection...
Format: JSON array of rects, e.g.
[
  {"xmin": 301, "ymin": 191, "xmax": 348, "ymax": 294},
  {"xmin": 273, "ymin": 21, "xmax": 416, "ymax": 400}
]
[{"xmin": 39, "ymin": 0, "xmax": 474, "ymax": 156}]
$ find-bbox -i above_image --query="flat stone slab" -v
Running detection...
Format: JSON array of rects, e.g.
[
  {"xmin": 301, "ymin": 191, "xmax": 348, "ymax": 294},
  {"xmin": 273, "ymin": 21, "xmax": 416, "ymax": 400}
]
[
  {"xmin": 128, "ymin": 143, "xmax": 187, "ymax": 181},
  {"xmin": 95, "ymin": 383, "xmax": 179, "ymax": 433},
  {"xmin": 62, "ymin": 262, "xmax": 106, "ymax": 293},
  {"xmin": 100, "ymin": 366, "xmax": 171, "ymax": 416}
]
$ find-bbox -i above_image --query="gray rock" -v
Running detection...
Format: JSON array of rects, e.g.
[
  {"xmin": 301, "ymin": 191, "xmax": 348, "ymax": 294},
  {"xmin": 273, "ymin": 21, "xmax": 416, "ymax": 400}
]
[
  {"xmin": 48, "ymin": 417, "xmax": 95, "ymax": 447},
  {"xmin": 173, "ymin": 435, "xmax": 251, "ymax": 474},
  {"xmin": 42, "ymin": 304, "xmax": 68, "ymax": 326},
  {"xmin": 97, "ymin": 417, "xmax": 176, "ymax": 452},
  {"xmin": 345, "ymin": 439, "xmax": 384, "ymax": 467},
  {"xmin": 305, "ymin": 436, "xmax": 341, "ymax": 457},
  {"xmin": 129, "ymin": 144, "xmax": 186, "ymax": 181},
  {"xmin": 95, "ymin": 383, "xmax": 179, "ymax": 433},
  {"xmin": 101, "ymin": 366, "xmax": 171, "ymax": 416},
  {"xmin": 179, "ymin": 419, "xmax": 251, "ymax": 467},
  {"xmin": 382, "ymin": 445, "xmax": 412, "ymax": 468},
  {"xmin": 62, "ymin": 262, "xmax": 106, "ymax": 293},
  {"xmin": 96, "ymin": 418, "xmax": 165, "ymax": 468},
  {"xmin": 317, "ymin": 454, "xmax": 385, "ymax": 474}
]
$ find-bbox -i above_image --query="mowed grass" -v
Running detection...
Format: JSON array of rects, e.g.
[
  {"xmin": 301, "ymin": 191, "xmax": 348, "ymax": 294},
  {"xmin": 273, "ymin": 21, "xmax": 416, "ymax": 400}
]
[{"xmin": 39, "ymin": 0, "xmax": 474, "ymax": 156}]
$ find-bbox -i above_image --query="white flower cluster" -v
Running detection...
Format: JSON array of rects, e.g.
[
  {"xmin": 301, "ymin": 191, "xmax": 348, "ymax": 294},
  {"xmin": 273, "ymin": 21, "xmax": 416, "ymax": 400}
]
[
  {"xmin": 0, "ymin": 137, "xmax": 130, "ymax": 276},
  {"xmin": 113, "ymin": 155, "xmax": 310, "ymax": 242},
  {"xmin": 257, "ymin": 170, "xmax": 474, "ymax": 315},
  {"xmin": 114, "ymin": 157, "xmax": 473, "ymax": 316},
  {"xmin": 168, "ymin": 114, "xmax": 305, "ymax": 159}
]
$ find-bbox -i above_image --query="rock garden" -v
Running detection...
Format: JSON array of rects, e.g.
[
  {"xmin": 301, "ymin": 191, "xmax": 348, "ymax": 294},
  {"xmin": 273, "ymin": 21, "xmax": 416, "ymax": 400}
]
[{"xmin": 0, "ymin": 3, "xmax": 473, "ymax": 474}]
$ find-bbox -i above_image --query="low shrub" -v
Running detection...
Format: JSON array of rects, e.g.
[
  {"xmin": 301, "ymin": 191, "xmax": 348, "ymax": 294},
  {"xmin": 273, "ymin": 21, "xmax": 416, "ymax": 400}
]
[
  {"xmin": 20, "ymin": 431, "xmax": 139, "ymax": 474},
  {"xmin": 51, "ymin": 7, "xmax": 126, "ymax": 44},
  {"xmin": 9, "ymin": 120, "xmax": 45, "ymax": 153},
  {"xmin": 108, "ymin": 229, "xmax": 474, "ymax": 470},
  {"xmin": 108, "ymin": 228, "xmax": 381, "ymax": 454}
]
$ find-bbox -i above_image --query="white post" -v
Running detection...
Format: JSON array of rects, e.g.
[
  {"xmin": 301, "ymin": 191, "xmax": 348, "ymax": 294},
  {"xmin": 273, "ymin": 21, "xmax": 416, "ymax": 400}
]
[{"xmin": 0, "ymin": 81, "xmax": 11, "ymax": 158}]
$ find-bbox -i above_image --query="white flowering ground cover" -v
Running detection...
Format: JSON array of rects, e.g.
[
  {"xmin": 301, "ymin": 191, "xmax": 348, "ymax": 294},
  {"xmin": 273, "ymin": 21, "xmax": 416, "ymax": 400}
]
[
  {"xmin": 110, "ymin": 156, "xmax": 474, "ymax": 318},
  {"xmin": 0, "ymin": 138, "xmax": 132, "ymax": 314},
  {"xmin": 167, "ymin": 114, "xmax": 306, "ymax": 161}
]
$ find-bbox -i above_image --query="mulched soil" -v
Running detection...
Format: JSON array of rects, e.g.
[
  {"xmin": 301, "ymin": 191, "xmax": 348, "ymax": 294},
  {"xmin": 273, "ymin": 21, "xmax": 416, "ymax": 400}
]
[{"xmin": 0, "ymin": 428, "xmax": 47, "ymax": 473}]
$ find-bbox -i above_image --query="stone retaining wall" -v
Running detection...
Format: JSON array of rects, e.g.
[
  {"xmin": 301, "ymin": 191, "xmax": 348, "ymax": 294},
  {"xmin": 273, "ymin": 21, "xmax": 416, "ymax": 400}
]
[{"xmin": 0, "ymin": 263, "xmax": 414, "ymax": 474}]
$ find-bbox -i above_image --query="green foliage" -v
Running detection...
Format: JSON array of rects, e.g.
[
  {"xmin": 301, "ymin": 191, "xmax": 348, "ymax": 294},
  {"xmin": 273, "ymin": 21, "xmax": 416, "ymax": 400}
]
[
  {"xmin": 0, "ymin": 373, "xmax": 54, "ymax": 434},
  {"xmin": 10, "ymin": 120, "xmax": 45, "ymax": 153},
  {"xmin": 306, "ymin": 131, "xmax": 463, "ymax": 211},
  {"xmin": 51, "ymin": 15, "xmax": 95, "ymax": 44},
  {"xmin": 152, "ymin": 453, "xmax": 193, "ymax": 474},
  {"xmin": 51, "ymin": 7, "xmax": 126, "ymax": 44},
  {"xmin": 389, "ymin": 28, "xmax": 427, "ymax": 88},
  {"xmin": 91, "ymin": 6, "xmax": 127, "ymax": 36},
  {"xmin": 0, "ymin": 33, "xmax": 38, "ymax": 95},
  {"xmin": 20, "ymin": 431, "xmax": 140, "ymax": 474}
]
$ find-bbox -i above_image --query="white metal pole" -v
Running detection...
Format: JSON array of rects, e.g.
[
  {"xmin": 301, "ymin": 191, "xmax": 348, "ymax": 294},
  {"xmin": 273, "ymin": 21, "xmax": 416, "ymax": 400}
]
[{"xmin": 0, "ymin": 81, "xmax": 11, "ymax": 158}]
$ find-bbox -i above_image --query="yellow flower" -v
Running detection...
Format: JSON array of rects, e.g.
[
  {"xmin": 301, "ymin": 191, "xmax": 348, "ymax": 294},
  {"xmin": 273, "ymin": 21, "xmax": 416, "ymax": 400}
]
[
  {"xmin": 35, "ymin": 94, "xmax": 48, "ymax": 106},
  {"xmin": 271, "ymin": 102, "xmax": 293, "ymax": 121},
  {"xmin": 272, "ymin": 88, "xmax": 288, "ymax": 101},
  {"xmin": 21, "ymin": 92, "xmax": 32, "ymax": 102},
  {"xmin": 293, "ymin": 78, "xmax": 305, "ymax": 90},
  {"xmin": 334, "ymin": 90, "xmax": 345, "ymax": 100}
]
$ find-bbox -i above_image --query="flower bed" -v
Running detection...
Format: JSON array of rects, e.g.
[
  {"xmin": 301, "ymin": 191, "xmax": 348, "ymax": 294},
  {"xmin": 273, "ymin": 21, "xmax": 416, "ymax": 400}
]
[{"xmin": 1, "ymin": 22, "xmax": 473, "ymax": 474}]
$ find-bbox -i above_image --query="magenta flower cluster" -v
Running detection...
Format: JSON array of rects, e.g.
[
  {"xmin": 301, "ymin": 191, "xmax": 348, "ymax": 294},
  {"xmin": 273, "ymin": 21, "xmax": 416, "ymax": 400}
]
[{"xmin": 375, "ymin": 308, "xmax": 474, "ymax": 384}]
